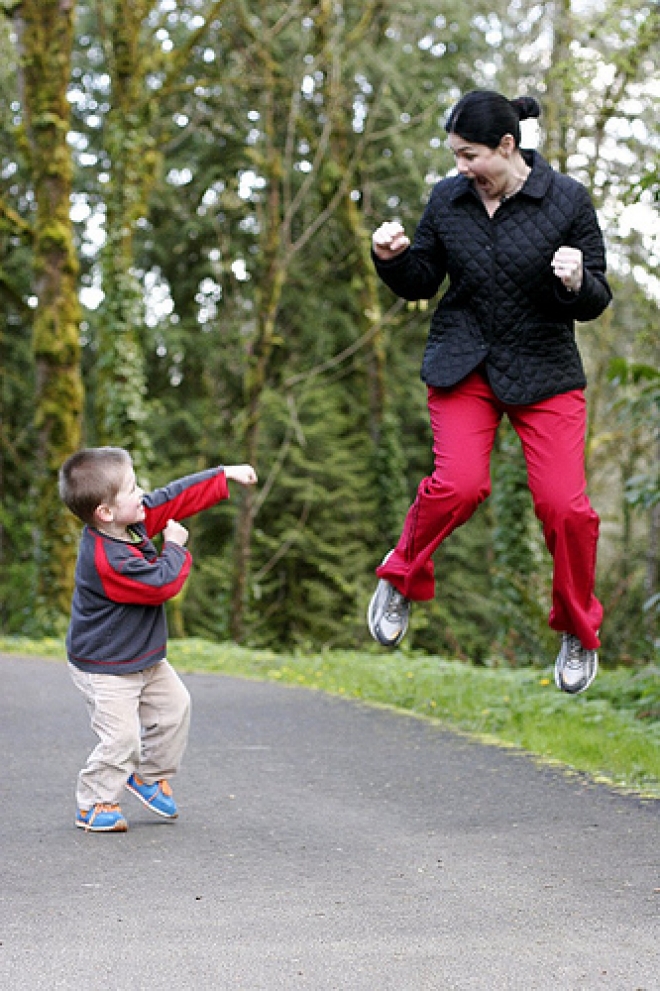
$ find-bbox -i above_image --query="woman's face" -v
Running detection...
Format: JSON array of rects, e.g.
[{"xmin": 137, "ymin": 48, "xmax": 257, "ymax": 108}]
[{"xmin": 447, "ymin": 132, "xmax": 514, "ymax": 200}]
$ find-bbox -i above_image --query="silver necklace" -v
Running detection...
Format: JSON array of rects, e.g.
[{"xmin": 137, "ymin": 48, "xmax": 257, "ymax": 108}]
[{"xmin": 500, "ymin": 173, "xmax": 528, "ymax": 203}]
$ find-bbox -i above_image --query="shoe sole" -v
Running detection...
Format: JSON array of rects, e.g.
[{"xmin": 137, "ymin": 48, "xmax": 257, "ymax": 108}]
[
  {"xmin": 125, "ymin": 780, "xmax": 178, "ymax": 819},
  {"xmin": 75, "ymin": 819, "xmax": 128, "ymax": 833},
  {"xmin": 555, "ymin": 655, "xmax": 599, "ymax": 695}
]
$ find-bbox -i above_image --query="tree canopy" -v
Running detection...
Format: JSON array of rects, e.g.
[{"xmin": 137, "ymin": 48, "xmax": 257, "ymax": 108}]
[{"xmin": 1, "ymin": 0, "xmax": 658, "ymax": 663}]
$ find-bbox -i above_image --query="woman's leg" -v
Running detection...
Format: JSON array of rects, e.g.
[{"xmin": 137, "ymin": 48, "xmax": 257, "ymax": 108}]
[
  {"xmin": 377, "ymin": 372, "xmax": 502, "ymax": 600},
  {"xmin": 509, "ymin": 390, "xmax": 602, "ymax": 650}
]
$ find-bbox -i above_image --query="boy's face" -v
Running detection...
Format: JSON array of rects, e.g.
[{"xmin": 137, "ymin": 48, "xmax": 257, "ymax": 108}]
[{"xmin": 108, "ymin": 464, "xmax": 145, "ymax": 526}]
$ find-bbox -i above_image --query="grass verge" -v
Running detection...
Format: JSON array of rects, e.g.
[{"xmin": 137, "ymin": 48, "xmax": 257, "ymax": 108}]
[{"xmin": 2, "ymin": 635, "xmax": 659, "ymax": 799}]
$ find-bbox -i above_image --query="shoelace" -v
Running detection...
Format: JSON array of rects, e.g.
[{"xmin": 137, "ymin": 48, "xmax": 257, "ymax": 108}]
[
  {"xmin": 91, "ymin": 803, "xmax": 121, "ymax": 815},
  {"xmin": 79, "ymin": 802, "xmax": 125, "ymax": 832},
  {"xmin": 133, "ymin": 775, "xmax": 173, "ymax": 797},
  {"xmin": 79, "ymin": 803, "xmax": 122, "ymax": 827},
  {"xmin": 385, "ymin": 590, "xmax": 409, "ymax": 621},
  {"xmin": 563, "ymin": 634, "xmax": 586, "ymax": 668}
]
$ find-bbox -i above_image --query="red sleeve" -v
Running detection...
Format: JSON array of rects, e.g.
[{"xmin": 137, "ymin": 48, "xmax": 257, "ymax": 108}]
[
  {"xmin": 143, "ymin": 468, "xmax": 230, "ymax": 538},
  {"xmin": 95, "ymin": 536, "xmax": 192, "ymax": 605}
]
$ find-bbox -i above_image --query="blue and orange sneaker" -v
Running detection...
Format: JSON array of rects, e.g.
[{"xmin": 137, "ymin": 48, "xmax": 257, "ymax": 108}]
[
  {"xmin": 76, "ymin": 803, "xmax": 128, "ymax": 832},
  {"xmin": 126, "ymin": 774, "xmax": 178, "ymax": 818}
]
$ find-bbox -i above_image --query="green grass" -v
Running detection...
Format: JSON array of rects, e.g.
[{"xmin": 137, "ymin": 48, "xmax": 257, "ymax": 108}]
[{"xmin": 2, "ymin": 635, "xmax": 659, "ymax": 799}]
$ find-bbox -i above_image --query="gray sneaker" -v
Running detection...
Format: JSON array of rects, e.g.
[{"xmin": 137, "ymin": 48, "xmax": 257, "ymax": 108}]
[
  {"xmin": 368, "ymin": 552, "xmax": 411, "ymax": 647},
  {"xmin": 554, "ymin": 633, "xmax": 598, "ymax": 695}
]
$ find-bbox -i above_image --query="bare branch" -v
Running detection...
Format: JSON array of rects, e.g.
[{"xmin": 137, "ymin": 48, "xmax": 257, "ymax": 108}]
[{"xmin": 284, "ymin": 299, "xmax": 405, "ymax": 388}]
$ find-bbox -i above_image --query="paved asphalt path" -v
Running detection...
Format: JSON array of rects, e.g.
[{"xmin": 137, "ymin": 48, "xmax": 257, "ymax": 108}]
[{"xmin": 1, "ymin": 653, "xmax": 658, "ymax": 990}]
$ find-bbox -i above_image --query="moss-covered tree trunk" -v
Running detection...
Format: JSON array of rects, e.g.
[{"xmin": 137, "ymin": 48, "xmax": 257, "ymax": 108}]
[
  {"xmin": 229, "ymin": 41, "xmax": 286, "ymax": 640},
  {"xmin": 316, "ymin": 0, "xmax": 408, "ymax": 547},
  {"xmin": 8, "ymin": 0, "xmax": 83, "ymax": 627},
  {"xmin": 93, "ymin": 0, "xmax": 158, "ymax": 477},
  {"xmin": 544, "ymin": 0, "xmax": 572, "ymax": 173},
  {"xmin": 93, "ymin": 0, "xmax": 228, "ymax": 478}
]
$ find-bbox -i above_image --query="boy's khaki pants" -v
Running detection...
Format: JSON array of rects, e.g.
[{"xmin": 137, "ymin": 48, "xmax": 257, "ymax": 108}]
[{"xmin": 68, "ymin": 660, "xmax": 191, "ymax": 811}]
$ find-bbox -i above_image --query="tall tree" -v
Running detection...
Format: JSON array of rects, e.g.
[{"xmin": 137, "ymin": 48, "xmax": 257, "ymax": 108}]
[
  {"xmin": 545, "ymin": 0, "xmax": 573, "ymax": 172},
  {"xmin": 224, "ymin": 3, "xmax": 379, "ymax": 638},
  {"xmin": 0, "ymin": 13, "xmax": 34, "ymax": 631},
  {"xmin": 83, "ymin": 0, "xmax": 228, "ymax": 476},
  {"xmin": 4, "ymin": 0, "xmax": 83, "ymax": 626},
  {"xmin": 90, "ymin": 0, "xmax": 157, "ymax": 473},
  {"xmin": 225, "ymin": 0, "xmax": 488, "ymax": 639}
]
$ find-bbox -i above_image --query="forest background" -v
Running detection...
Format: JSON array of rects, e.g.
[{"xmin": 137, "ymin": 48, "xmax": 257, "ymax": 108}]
[{"xmin": 0, "ymin": 0, "xmax": 658, "ymax": 668}]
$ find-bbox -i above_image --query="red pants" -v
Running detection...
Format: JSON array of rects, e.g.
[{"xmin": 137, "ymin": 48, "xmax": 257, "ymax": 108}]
[{"xmin": 377, "ymin": 371, "xmax": 602, "ymax": 649}]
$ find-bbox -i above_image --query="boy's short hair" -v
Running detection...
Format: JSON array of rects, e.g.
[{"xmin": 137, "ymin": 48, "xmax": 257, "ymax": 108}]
[{"xmin": 59, "ymin": 447, "xmax": 132, "ymax": 525}]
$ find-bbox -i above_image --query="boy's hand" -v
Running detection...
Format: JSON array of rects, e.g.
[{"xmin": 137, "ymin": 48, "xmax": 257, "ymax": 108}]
[
  {"xmin": 224, "ymin": 464, "xmax": 258, "ymax": 486},
  {"xmin": 163, "ymin": 519, "xmax": 189, "ymax": 546}
]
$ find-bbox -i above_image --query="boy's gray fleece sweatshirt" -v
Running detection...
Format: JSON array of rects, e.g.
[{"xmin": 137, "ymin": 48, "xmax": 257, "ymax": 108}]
[{"xmin": 66, "ymin": 467, "xmax": 229, "ymax": 675}]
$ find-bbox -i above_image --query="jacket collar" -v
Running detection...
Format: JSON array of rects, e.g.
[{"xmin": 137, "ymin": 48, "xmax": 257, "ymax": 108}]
[{"xmin": 450, "ymin": 150, "xmax": 553, "ymax": 203}]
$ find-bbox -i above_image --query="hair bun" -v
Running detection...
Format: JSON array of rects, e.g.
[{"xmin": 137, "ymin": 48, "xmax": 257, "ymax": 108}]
[{"xmin": 510, "ymin": 96, "xmax": 541, "ymax": 121}]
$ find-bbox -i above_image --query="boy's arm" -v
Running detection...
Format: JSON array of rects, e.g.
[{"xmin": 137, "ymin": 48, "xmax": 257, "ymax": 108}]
[
  {"xmin": 143, "ymin": 467, "xmax": 229, "ymax": 538},
  {"xmin": 93, "ymin": 533, "xmax": 192, "ymax": 606},
  {"xmin": 143, "ymin": 464, "xmax": 258, "ymax": 538}
]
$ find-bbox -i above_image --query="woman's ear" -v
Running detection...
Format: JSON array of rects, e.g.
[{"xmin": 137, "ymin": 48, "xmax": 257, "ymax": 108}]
[{"xmin": 498, "ymin": 133, "xmax": 516, "ymax": 157}]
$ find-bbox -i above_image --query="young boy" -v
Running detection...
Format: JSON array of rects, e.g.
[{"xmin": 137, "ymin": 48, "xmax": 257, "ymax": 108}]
[{"xmin": 59, "ymin": 447, "xmax": 257, "ymax": 832}]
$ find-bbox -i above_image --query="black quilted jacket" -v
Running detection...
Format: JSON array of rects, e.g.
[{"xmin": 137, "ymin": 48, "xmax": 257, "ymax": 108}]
[{"xmin": 374, "ymin": 151, "xmax": 612, "ymax": 404}]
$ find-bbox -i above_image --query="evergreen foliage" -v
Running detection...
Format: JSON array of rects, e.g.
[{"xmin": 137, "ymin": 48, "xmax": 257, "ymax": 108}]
[
  {"xmin": 0, "ymin": 0, "xmax": 658, "ymax": 665},
  {"xmin": 489, "ymin": 423, "xmax": 557, "ymax": 665}
]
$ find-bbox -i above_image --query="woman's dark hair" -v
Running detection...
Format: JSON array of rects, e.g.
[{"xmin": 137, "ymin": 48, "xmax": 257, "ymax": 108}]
[{"xmin": 444, "ymin": 90, "xmax": 541, "ymax": 149}]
